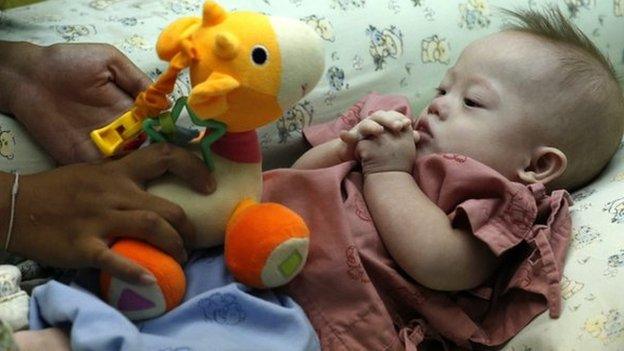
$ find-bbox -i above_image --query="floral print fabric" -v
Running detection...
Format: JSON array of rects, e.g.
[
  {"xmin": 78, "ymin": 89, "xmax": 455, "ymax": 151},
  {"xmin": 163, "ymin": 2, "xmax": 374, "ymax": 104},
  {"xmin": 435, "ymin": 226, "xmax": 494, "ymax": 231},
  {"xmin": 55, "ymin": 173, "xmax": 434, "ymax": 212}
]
[{"xmin": 1, "ymin": 0, "xmax": 623, "ymax": 349}]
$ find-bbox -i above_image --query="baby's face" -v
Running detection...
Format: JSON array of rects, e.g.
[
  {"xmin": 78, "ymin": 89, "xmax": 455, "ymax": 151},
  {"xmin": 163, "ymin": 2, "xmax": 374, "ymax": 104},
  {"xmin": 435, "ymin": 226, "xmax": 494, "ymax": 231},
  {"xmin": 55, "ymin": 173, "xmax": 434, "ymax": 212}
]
[{"xmin": 415, "ymin": 31, "xmax": 559, "ymax": 181}]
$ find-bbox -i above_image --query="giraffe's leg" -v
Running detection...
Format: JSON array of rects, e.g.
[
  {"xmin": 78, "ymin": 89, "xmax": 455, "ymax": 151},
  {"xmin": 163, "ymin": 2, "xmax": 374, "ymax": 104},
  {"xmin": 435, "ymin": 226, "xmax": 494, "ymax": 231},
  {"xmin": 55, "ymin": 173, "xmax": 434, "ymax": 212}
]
[
  {"xmin": 100, "ymin": 239, "xmax": 186, "ymax": 321},
  {"xmin": 224, "ymin": 199, "xmax": 310, "ymax": 288}
]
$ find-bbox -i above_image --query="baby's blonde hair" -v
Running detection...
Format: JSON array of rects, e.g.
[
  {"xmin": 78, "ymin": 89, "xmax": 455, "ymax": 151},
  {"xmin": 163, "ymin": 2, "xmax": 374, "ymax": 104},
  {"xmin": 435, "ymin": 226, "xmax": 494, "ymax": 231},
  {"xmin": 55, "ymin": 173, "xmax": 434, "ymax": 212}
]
[{"xmin": 502, "ymin": 7, "xmax": 624, "ymax": 190}]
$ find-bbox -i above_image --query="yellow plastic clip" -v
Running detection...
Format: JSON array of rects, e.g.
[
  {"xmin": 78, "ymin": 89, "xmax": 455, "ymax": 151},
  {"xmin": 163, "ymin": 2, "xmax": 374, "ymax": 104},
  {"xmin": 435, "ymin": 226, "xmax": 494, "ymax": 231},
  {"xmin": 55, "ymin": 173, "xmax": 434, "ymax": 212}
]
[{"xmin": 90, "ymin": 110, "xmax": 144, "ymax": 157}]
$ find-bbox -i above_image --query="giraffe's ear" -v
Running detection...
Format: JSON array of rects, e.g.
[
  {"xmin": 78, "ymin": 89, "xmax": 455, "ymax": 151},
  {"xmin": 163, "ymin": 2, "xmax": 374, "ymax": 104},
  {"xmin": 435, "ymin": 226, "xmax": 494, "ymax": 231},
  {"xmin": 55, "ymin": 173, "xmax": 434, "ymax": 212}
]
[
  {"xmin": 156, "ymin": 17, "xmax": 201, "ymax": 62},
  {"xmin": 201, "ymin": 0, "xmax": 228, "ymax": 27},
  {"xmin": 188, "ymin": 72, "xmax": 240, "ymax": 117}
]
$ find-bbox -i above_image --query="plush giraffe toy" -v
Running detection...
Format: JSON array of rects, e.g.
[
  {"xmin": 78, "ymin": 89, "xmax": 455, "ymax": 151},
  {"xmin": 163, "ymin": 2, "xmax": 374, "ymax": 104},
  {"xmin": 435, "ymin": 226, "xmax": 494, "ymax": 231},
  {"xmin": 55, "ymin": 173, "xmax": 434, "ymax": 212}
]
[{"xmin": 91, "ymin": 0, "xmax": 324, "ymax": 321}]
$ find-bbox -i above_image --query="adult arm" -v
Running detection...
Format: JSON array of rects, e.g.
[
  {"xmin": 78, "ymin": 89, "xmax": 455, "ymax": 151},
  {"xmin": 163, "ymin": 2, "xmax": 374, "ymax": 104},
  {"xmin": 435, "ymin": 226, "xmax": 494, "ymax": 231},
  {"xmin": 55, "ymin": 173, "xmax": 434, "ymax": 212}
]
[{"xmin": 0, "ymin": 143, "xmax": 215, "ymax": 285}]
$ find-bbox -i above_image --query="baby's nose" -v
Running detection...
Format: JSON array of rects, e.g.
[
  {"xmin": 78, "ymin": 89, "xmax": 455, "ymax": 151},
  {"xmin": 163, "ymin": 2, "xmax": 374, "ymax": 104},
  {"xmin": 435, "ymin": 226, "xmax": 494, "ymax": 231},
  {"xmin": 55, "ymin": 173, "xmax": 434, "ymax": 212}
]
[{"xmin": 427, "ymin": 98, "xmax": 448, "ymax": 120}]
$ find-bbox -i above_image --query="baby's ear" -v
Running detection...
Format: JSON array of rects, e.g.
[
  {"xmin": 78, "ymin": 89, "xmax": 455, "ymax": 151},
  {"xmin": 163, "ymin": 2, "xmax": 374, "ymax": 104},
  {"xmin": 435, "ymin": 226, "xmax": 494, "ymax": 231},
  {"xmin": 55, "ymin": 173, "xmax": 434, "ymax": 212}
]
[{"xmin": 517, "ymin": 146, "xmax": 567, "ymax": 186}]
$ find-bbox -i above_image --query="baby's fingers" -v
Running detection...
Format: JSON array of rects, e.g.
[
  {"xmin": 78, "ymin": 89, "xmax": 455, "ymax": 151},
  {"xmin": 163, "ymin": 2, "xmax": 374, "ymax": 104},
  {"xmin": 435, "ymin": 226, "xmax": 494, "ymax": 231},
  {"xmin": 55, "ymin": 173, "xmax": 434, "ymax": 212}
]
[
  {"xmin": 339, "ymin": 130, "xmax": 359, "ymax": 144},
  {"xmin": 359, "ymin": 119, "xmax": 385, "ymax": 137},
  {"xmin": 369, "ymin": 111, "xmax": 412, "ymax": 132},
  {"xmin": 414, "ymin": 130, "xmax": 421, "ymax": 144},
  {"xmin": 341, "ymin": 120, "xmax": 384, "ymax": 143}
]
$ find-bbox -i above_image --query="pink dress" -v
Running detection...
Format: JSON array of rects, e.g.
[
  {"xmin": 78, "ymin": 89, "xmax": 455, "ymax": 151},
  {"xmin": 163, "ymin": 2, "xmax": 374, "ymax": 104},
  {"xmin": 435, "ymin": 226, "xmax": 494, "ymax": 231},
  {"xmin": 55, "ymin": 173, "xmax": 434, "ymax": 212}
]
[{"xmin": 262, "ymin": 93, "xmax": 572, "ymax": 350}]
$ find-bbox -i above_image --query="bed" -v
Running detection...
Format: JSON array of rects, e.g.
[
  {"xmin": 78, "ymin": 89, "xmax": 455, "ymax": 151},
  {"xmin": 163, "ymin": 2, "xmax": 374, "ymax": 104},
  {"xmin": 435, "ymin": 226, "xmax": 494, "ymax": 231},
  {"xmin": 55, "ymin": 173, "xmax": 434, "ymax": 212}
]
[{"xmin": 1, "ymin": 0, "xmax": 623, "ymax": 349}]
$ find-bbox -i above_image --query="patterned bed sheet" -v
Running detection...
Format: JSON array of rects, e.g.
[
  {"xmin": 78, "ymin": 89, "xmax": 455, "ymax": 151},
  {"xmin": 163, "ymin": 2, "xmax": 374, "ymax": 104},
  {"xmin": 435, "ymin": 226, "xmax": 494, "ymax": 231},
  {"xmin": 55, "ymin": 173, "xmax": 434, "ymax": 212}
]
[{"xmin": 1, "ymin": 0, "xmax": 623, "ymax": 349}]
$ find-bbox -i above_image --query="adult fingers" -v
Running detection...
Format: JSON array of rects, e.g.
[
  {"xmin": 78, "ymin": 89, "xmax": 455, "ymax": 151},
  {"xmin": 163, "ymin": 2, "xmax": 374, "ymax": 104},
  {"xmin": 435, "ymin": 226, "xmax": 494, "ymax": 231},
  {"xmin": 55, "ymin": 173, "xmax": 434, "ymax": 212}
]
[
  {"xmin": 71, "ymin": 138, "xmax": 109, "ymax": 164},
  {"xmin": 85, "ymin": 239, "xmax": 156, "ymax": 285},
  {"xmin": 115, "ymin": 143, "xmax": 216, "ymax": 194},
  {"xmin": 107, "ymin": 209, "xmax": 188, "ymax": 263},
  {"xmin": 114, "ymin": 191, "xmax": 198, "ymax": 249},
  {"xmin": 108, "ymin": 46, "xmax": 152, "ymax": 99}
]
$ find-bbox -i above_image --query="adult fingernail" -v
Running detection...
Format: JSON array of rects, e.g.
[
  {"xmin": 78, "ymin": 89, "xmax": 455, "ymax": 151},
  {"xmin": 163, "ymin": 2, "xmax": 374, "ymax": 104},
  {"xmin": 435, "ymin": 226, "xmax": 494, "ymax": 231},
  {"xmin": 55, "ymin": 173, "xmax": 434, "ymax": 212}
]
[
  {"xmin": 139, "ymin": 273, "xmax": 157, "ymax": 285},
  {"xmin": 206, "ymin": 180, "xmax": 216, "ymax": 194}
]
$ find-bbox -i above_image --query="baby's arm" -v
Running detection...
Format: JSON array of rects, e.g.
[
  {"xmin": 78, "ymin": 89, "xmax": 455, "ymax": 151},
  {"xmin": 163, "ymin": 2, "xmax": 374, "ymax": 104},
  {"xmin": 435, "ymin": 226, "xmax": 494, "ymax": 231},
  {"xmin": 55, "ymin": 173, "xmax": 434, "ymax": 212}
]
[
  {"xmin": 364, "ymin": 172, "xmax": 499, "ymax": 290},
  {"xmin": 292, "ymin": 138, "xmax": 350, "ymax": 169},
  {"xmin": 357, "ymin": 116, "xmax": 499, "ymax": 291}
]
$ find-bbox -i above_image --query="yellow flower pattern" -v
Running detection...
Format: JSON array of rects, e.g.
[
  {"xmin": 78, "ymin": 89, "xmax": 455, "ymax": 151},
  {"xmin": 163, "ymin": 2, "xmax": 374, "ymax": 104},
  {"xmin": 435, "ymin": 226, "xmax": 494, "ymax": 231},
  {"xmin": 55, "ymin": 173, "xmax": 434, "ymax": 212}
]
[
  {"xmin": 583, "ymin": 310, "xmax": 624, "ymax": 345},
  {"xmin": 0, "ymin": 1, "xmax": 623, "ymax": 350},
  {"xmin": 459, "ymin": 0, "xmax": 491, "ymax": 29},
  {"xmin": 616, "ymin": 0, "xmax": 624, "ymax": 17},
  {"xmin": 421, "ymin": 35, "xmax": 450, "ymax": 64}
]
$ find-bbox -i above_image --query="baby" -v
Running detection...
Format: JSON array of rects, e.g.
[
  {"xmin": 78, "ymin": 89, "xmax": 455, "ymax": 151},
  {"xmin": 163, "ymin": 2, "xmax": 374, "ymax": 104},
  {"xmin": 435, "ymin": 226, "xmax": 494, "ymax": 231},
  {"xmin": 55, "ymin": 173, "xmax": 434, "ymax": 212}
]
[
  {"xmin": 261, "ymin": 7, "xmax": 624, "ymax": 350},
  {"xmin": 9, "ymin": 6, "xmax": 623, "ymax": 351}
]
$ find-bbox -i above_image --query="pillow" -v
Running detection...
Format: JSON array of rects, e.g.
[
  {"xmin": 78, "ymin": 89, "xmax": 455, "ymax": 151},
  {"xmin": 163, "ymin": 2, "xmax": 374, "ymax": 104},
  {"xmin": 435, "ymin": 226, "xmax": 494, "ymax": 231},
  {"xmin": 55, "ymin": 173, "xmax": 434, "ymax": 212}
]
[
  {"xmin": 1, "ymin": 0, "xmax": 623, "ymax": 349},
  {"xmin": 503, "ymin": 140, "xmax": 624, "ymax": 350}
]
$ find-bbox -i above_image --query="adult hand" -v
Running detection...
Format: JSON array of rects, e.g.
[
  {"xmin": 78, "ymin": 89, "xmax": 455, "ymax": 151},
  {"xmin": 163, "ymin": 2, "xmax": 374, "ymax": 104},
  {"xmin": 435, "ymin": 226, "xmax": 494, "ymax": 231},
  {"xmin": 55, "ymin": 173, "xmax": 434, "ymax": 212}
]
[
  {"xmin": 0, "ymin": 41, "xmax": 151, "ymax": 164},
  {"xmin": 4, "ymin": 143, "xmax": 215, "ymax": 285}
]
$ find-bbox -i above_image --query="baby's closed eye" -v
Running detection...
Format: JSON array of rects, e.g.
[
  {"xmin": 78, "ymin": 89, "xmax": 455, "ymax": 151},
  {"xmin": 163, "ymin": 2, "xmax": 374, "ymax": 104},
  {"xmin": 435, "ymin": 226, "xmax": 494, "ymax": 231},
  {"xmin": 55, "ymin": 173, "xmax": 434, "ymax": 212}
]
[{"xmin": 463, "ymin": 98, "xmax": 483, "ymax": 108}]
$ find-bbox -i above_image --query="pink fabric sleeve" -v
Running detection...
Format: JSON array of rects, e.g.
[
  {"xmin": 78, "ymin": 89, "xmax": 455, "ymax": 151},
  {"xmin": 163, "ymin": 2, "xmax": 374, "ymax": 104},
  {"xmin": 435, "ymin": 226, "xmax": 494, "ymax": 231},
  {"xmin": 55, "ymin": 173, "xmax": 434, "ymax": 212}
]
[
  {"xmin": 414, "ymin": 153, "xmax": 574, "ymax": 342},
  {"xmin": 303, "ymin": 92, "xmax": 413, "ymax": 146},
  {"xmin": 475, "ymin": 186, "xmax": 572, "ymax": 343},
  {"xmin": 413, "ymin": 154, "xmax": 538, "ymax": 256}
]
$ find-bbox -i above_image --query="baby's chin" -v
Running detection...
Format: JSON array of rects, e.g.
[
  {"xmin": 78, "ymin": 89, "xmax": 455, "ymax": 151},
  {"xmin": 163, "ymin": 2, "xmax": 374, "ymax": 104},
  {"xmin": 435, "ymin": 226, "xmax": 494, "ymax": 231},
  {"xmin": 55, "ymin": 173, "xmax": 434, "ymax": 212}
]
[
  {"xmin": 415, "ymin": 151, "xmax": 436, "ymax": 162},
  {"xmin": 415, "ymin": 142, "xmax": 437, "ymax": 158}
]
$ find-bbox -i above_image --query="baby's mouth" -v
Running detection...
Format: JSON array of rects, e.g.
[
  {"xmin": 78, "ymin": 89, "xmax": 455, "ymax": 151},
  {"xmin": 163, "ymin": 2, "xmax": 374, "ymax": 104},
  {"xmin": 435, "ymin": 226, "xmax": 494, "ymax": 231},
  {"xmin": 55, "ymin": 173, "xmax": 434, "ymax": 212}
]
[{"xmin": 415, "ymin": 118, "xmax": 433, "ymax": 139}]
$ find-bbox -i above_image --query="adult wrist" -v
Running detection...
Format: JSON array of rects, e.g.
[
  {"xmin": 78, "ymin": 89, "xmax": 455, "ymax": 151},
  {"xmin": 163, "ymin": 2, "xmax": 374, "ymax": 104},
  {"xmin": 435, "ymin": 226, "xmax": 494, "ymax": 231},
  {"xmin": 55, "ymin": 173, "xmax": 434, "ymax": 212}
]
[
  {"xmin": 0, "ymin": 172, "xmax": 33, "ymax": 255},
  {"xmin": 0, "ymin": 172, "xmax": 15, "ymax": 250},
  {"xmin": 0, "ymin": 41, "xmax": 43, "ymax": 114}
]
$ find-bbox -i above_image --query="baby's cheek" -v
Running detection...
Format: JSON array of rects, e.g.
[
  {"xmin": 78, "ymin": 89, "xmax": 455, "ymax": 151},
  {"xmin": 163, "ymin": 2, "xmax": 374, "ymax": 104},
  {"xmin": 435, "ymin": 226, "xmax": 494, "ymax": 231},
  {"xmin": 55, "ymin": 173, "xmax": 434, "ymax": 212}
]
[{"xmin": 437, "ymin": 134, "xmax": 479, "ymax": 157}]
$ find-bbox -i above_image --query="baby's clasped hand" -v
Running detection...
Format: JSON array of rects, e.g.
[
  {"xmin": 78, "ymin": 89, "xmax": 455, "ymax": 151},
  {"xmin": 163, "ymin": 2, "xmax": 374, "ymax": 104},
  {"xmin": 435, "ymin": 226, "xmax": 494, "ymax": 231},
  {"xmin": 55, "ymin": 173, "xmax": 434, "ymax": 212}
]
[
  {"xmin": 339, "ymin": 110, "xmax": 411, "ymax": 145},
  {"xmin": 340, "ymin": 110, "xmax": 418, "ymax": 175}
]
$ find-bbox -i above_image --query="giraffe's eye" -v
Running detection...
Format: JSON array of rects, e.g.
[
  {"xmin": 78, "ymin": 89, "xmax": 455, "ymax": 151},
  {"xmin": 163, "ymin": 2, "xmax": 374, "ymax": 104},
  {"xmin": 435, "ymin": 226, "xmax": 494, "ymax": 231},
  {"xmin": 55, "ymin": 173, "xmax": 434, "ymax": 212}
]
[{"xmin": 251, "ymin": 45, "xmax": 268, "ymax": 66}]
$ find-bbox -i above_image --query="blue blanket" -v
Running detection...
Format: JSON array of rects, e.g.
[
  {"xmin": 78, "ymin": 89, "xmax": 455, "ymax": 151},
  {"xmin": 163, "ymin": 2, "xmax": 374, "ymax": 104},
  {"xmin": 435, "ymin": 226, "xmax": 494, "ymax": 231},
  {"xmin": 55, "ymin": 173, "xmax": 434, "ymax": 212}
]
[{"xmin": 29, "ymin": 248, "xmax": 320, "ymax": 351}]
